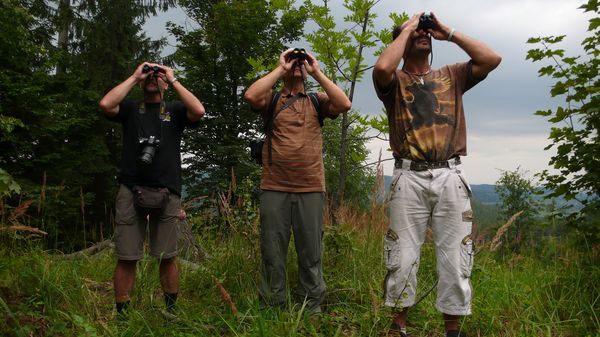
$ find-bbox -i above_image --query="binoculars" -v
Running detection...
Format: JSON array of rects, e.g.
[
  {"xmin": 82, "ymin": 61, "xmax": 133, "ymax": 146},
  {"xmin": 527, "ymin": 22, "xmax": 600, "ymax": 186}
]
[
  {"xmin": 142, "ymin": 64, "xmax": 165, "ymax": 74},
  {"xmin": 417, "ymin": 13, "xmax": 435, "ymax": 31},
  {"xmin": 288, "ymin": 48, "xmax": 307, "ymax": 61}
]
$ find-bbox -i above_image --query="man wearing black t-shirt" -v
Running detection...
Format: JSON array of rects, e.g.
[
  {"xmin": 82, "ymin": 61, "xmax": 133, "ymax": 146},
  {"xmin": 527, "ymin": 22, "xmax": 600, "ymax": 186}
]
[{"xmin": 99, "ymin": 62, "xmax": 205, "ymax": 316}]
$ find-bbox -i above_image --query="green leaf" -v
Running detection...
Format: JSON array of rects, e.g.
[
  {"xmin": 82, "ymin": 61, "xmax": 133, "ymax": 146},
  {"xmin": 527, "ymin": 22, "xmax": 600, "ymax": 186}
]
[
  {"xmin": 538, "ymin": 65, "xmax": 555, "ymax": 76},
  {"xmin": 0, "ymin": 168, "xmax": 21, "ymax": 196},
  {"xmin": 589, "ymin": 17, "xmax": 600, "ymax": 30},
  {"xmin": 534, "ymin": 109, "xmax": 552, "ymax": 116}
]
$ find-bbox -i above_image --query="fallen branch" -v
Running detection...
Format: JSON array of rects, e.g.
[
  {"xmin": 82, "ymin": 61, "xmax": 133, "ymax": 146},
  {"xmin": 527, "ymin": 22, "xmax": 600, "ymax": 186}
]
[
  {"xmin": 62, "ymin": 239, "xmax": 113, "ymax": 259},
  {"xmin": 178, "ymin": 219, "xmax": 210, "ymax": 262}
]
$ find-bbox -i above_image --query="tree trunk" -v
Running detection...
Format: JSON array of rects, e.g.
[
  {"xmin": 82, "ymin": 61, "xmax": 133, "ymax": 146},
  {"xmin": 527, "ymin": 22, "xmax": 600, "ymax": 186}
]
[
  {"xmin": 177, "ymin": 218, "xmax": 210, "ymax": 262},
  {"xmin": 333, "ymin": 8, "xmax": 370, "ymax": 223},
  {"xmin": 56, "ymin": 0, "xmax": 70, "ymax": 75}
]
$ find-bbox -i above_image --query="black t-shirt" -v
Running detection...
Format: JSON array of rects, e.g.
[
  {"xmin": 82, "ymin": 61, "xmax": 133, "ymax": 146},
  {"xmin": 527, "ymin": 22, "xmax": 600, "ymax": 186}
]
[{"xmin": 108, "ymin": 99, "xmax": 197, "ymax": 196}]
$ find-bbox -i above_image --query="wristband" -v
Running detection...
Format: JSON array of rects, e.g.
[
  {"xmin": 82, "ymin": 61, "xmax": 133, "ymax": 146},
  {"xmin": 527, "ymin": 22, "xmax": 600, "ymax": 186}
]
[
  {"xmin": 447, "ymin": 28, "xmax": 455, "ymax": 42},
  {"xmin": 169, "ymin": 78, "xmax": 179, "ymax": 85}
]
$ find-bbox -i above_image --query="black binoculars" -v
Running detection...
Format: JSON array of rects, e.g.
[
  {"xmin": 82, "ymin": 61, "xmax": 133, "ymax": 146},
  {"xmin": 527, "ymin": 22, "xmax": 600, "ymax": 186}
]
[
  {"xmin": 417, "ymin": 13, "xmax": 435, "ymax": 32},
  {"xmin": 288, "ymin": 48, "xmax": 307, "ymax": 61},
  {"xmin": 142, "ymin": 64, "xmax": 165, "ymax": 74}
]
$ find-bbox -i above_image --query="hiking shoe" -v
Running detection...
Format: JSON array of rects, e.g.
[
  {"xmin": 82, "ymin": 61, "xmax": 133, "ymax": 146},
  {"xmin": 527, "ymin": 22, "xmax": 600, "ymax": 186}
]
[
  {"xmin": 446, "ymin": 330, "xmax": 467, "ymax": 337},
  {"xmin": 386, "ymin": 322, "xmax": 408, "ymax": 337}
]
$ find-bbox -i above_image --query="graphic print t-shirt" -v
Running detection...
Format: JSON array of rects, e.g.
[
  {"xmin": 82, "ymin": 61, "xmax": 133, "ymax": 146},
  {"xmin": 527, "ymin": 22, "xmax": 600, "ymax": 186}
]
[
  {"xmin": 374, "ymin": 61, "xmax": 483, "ymax": 162},
  {"xmin": 107, "ymin": 100, "xmax": 197, "ymax": 196}
]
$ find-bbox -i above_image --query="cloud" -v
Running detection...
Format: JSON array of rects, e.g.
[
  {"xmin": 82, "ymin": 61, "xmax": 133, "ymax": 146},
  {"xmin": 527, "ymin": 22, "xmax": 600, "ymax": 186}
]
[
  {"xmin": 143, "ymin": 0, "xmax": 591, "ymax": 185},
  {"xmin": 367, "ymin": 133, "xmax": 555, "ymax": 184}
]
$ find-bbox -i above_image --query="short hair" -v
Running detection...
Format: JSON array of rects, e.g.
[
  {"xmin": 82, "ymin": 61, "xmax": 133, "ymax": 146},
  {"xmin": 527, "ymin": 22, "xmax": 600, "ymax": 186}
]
[{"xmin": 392, "ymin": 25, "xmax": 403, "ymax": 40}]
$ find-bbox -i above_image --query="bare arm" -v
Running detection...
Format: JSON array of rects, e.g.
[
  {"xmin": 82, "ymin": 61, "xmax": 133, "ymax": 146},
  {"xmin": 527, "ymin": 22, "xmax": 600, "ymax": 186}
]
[
  {"xmin": 429, "ymin": 12, "xmax": 502, "ymax": 79},
  {"xmin": 304, "ymin": 52, "xmax": 351, "ymax": 114},
  {"xmin": 243, "ymin": 66, "xmax": 285, "ymax": 111},
  {"xmin": 243, "ymin": 48, "xmax": 294, "ymax": 111},
  {"xmin": 98, "ymin": 63, "xmax": 149, "ymax": 117},
  {"xmin": 373, "ymin": 13, "xmax": 422, "ymax": 89}
]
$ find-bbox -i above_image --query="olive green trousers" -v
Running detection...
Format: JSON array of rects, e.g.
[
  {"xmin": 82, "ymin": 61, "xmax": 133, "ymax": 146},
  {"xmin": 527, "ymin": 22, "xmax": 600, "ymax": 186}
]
[{"xmin": 258, "ymin": 190, "xmax": 326, "ymax": 313}]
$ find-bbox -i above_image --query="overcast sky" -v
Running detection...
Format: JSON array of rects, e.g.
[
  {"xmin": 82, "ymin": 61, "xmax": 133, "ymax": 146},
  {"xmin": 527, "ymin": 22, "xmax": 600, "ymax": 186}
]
[{"xmin": 144, "ymin": 0, "xmax": 593, "ymax": 184}]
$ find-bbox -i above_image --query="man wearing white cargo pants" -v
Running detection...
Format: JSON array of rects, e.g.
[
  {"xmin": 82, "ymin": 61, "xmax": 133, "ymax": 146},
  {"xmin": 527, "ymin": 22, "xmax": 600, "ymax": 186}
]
[
  {"xmin": 373, "ymin": 11, "xmax": 501, "ymax": 337},
  {"xmin": 385, "ymin": 159, "xmax": 474, "ymax": 311}
]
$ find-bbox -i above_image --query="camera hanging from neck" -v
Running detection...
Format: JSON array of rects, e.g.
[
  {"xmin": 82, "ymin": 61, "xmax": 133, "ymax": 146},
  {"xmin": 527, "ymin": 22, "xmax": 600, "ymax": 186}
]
[{"xmin": 136, "ymin": 75, "xmax": 165, "ymax": 152}]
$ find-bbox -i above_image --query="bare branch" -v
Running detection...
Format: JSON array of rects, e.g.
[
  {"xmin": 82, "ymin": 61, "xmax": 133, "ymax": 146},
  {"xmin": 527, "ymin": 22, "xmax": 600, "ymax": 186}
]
[
  {"xmin": 349, "ymin": 157, "xmax": 395, "ymax": 173},
  {"xmin": 356, "ymin": 65, "xmax": 374, "ymax": 74}
]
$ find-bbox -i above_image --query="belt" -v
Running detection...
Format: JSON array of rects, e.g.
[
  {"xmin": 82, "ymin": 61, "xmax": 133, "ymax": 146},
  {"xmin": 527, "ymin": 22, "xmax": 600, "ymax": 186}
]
[{"xmin": 394, "ymin": 157, "xmax": 461, "ymax": 171}]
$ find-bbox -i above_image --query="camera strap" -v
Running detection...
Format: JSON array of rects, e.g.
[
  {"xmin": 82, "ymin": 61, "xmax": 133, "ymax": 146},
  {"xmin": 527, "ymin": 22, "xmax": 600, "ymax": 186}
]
[{"xmin": 136, "ymin": 101, "xmax": 165, "ymax": 146}]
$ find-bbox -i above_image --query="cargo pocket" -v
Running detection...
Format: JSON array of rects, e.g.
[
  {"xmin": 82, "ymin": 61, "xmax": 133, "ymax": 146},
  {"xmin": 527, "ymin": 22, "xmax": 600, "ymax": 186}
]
[
  {"xmin": 460, "ymin": 235, "xmax": 474, "ymax": 278},
  {"xmin": 383, "ymin": 233, "xmax": 401, "ymax": 271},
  {"xmin": 387, "ymin": 171, "xmax": 403, "ymax": 202},
  {"xmin": 115, "ymin": 185, "xmax": 137, "ymax": 225},
  {"xmin": 161, "ymin": 193, "xmax": 181, "ymax": 221},
  {"xmin": 456, "ymin": 172, "xmax": 472, "ymax": 198}
]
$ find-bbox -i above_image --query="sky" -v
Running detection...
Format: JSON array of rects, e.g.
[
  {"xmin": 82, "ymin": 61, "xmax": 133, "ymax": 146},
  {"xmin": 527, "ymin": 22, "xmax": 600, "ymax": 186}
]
[{"xmin": 144, "ymin": 0, "xmax": 593, "ymax": 184}]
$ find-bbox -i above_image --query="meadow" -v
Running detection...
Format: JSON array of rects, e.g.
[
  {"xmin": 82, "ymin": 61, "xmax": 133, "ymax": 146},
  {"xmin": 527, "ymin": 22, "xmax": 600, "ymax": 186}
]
[{"xmin": 1, "ymin": 204, "xmax": 598, "ymax": 337}]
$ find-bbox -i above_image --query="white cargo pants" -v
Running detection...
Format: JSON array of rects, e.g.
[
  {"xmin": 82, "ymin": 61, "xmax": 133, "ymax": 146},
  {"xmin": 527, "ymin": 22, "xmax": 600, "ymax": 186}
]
[{"xmin": 384, "ymin": 159, "xmax": 474, "ymax": 315}]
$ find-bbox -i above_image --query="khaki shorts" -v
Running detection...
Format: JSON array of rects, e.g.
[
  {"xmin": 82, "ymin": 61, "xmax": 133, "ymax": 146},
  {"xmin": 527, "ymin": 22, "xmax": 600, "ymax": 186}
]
[{"xmin": 113, "ymin": 184, "xmax": 180, "ymax": 260}]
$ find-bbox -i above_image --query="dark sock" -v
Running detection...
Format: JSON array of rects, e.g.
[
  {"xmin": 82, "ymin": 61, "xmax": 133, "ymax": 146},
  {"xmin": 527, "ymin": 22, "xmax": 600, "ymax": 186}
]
[
  {"xmin": 164, "ymin": 292, "xmax": 178, "ymax": 312},
  {"xmin": 116, "ymin": 300, "xmax": 130, "ymax": 320},
  {"xmin": 116, "ymin": 300, "xmax": 130, "ymax": 313}
]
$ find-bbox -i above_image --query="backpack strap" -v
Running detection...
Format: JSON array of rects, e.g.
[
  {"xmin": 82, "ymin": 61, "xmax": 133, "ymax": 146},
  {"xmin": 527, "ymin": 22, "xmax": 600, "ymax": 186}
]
[
  {"xmin": 307, "ymin": 92, "xmax": 324, "ymax": 127},
  {"xmin": 264, "ymin": 92, "xmax": 280, "ymax": 133},
  {"xmin": 264, "ymin": 92, "xmax": 322, "ymax": 165},
  {"xmin": 265, "ymin": 92, "xmax": 281, "ymax": 166}
]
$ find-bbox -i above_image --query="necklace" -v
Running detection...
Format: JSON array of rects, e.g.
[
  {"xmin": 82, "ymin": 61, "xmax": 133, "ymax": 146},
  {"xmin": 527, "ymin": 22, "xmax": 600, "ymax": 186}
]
[{"xmin": 402, "ymin": 67, "xmax": 431, "ymax": 85}]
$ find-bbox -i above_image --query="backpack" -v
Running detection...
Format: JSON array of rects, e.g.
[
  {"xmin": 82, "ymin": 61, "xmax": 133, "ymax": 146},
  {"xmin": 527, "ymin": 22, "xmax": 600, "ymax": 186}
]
[{"xmin": 250, "ymin": 92, "xmax": 323, "ymax": 166}]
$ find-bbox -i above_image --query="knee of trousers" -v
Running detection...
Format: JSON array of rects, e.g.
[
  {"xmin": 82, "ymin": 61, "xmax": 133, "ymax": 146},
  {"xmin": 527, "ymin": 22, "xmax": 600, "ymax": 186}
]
[{"xmin": 435, "ymin": 242, "xmax": 475, "ymax": 313}]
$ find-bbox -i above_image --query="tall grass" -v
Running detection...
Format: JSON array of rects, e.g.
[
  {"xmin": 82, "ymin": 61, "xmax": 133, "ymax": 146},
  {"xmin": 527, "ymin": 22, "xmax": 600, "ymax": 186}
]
[{"xmin": 0, "ymin": 205, "xmax": 598, "ymax": 336}]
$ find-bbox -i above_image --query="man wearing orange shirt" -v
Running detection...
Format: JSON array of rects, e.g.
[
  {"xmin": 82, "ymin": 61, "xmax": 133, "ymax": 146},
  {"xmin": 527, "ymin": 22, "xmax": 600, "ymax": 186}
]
[{"xmin": 244, "ymin": 48, "xmax": 351, "ymax": 313}]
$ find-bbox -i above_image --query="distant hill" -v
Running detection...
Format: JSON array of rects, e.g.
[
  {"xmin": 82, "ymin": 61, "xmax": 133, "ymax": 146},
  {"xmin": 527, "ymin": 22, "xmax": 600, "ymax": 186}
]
[{"xmin": 471, "ymin": 184, "xmax": 500, "ymax": 205}]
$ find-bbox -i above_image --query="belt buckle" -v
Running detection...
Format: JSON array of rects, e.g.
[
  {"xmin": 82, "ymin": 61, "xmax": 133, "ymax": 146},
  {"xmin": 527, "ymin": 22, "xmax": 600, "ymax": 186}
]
[{"xmin": 410, "ymin": 161, "xmax": 428, "ymax": 171}]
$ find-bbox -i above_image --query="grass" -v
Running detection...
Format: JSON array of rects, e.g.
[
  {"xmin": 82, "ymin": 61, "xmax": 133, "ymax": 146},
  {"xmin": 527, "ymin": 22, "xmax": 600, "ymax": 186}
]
[{"xmin": 0, "ymin": 211, "xmax": 598, "ymax": 337}]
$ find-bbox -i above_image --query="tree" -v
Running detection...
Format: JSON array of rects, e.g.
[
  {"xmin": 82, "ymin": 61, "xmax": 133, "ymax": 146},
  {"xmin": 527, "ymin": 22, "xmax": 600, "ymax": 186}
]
[
  {"xmin": 526, "ymin": 0, "xmax": 599, "ymax": 242},
  {"xmin": 322, "ymin": 111, "xmax": 375, "ymax": 210},
  {"xmin": 170, "ymin": 0, "xmax": 307, "ymax": 197},
  {"xmin": 304, "ymin": 0, "xmax": 406, "ymax": 216},
  {"xmin": 494, "ymin": 167, "xmax": 537, "ymax": 250},
  {"xmin": 0, "ymin": 0, "xmax": 173, "ymax": 249}
]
